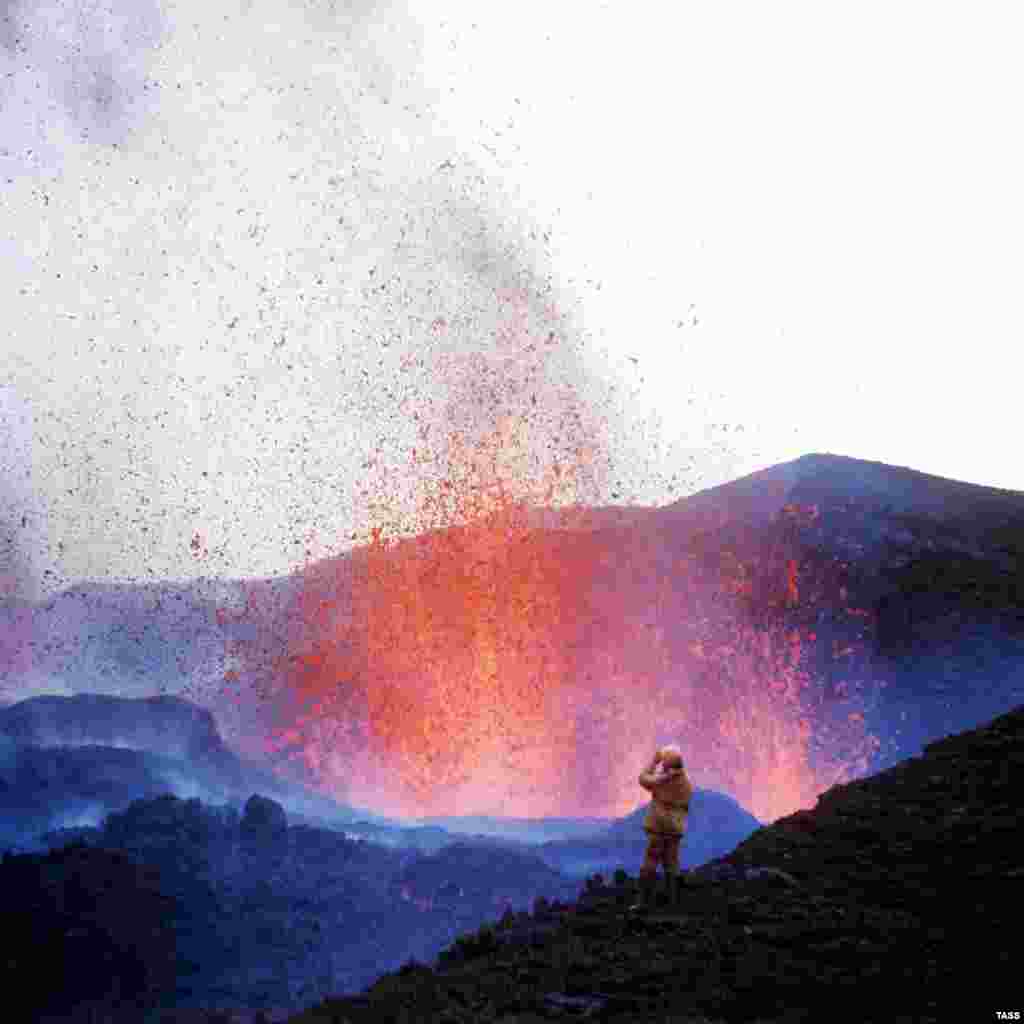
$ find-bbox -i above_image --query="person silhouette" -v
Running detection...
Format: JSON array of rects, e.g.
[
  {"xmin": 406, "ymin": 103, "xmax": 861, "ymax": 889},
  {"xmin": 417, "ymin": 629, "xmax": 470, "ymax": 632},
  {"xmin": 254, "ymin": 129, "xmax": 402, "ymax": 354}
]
[{"xmin": 630, "ymin": 744, "xmax": 694, "ymax": 910}]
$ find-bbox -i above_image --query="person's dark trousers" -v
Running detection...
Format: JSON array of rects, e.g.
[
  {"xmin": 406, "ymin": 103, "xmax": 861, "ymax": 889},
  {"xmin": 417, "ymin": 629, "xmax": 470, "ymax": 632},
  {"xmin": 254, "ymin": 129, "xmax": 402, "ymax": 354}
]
[
  {"xmin": 632, "ymin": 831, "xmax": 685, "ymax": 910},
  {"xmin": 629, "ymin": 869, "xmax": 659, "ymax": 911},
  {"xmin": 664, "ymin": 867, "xmax": 684, "ymax": 907}
]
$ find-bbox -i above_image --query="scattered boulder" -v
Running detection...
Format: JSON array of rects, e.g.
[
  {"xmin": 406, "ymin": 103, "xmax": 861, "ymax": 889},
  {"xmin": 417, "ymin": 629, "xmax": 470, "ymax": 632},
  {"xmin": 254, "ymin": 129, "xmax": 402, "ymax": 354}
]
[{"xmin": 241, "ymin": 794, "xmax": 287, "ymax": 839}]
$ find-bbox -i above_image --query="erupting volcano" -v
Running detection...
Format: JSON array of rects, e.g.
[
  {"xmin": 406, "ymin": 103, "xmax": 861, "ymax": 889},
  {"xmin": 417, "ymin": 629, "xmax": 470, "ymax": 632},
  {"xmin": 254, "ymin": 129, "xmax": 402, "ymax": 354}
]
[{"xmin": 217, "ymin": 290, "xmax": 882, "ymax": 825}]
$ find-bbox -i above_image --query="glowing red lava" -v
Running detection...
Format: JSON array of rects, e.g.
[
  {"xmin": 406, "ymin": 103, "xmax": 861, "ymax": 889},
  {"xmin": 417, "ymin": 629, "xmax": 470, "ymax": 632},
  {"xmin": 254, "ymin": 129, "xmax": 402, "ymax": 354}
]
[
  {"xmin": 257, "ymin": 416, "xmax": 611, "ymax": 820},
  {"xmin": 224, "ymin": 454, "xmax": 882, "ymax": 825},
  {"xmin": 216, "ymin": 297, "xmax": 881, "ymax": 824}
]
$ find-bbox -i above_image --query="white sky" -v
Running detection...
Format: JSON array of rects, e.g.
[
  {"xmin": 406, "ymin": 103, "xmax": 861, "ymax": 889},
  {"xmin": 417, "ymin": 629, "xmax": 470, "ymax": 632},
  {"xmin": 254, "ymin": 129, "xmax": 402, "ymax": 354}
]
[{"xmin": 2, "ymin": 1, "xmax": 1022, "ymax": 602}]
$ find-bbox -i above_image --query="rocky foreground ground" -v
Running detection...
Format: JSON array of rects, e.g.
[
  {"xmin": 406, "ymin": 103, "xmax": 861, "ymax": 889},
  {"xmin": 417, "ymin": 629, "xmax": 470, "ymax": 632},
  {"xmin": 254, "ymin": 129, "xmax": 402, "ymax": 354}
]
[{"xmin": 279, "ymin": 704, "xmax": 1023, "ymax": 1024}]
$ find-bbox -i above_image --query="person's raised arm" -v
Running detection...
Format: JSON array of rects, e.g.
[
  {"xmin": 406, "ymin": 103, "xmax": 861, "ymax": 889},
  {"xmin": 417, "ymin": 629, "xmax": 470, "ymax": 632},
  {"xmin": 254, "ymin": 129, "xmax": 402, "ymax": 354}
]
[{"xmin": 638, "ymin": 751, "xmax": 664, "ymax": 789}]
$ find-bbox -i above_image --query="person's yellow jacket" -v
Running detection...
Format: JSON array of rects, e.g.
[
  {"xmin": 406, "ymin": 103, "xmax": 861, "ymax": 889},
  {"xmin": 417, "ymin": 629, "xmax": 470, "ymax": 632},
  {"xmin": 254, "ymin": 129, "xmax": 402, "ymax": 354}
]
[{"xmin": 638, "ymin": 764, "xmax": 694, "ymax": 835}]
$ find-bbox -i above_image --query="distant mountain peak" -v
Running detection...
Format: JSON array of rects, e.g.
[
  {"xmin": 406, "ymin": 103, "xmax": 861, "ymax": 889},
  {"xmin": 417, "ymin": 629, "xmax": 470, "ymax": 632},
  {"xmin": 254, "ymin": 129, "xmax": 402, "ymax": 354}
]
[{"xmin": 660, "ymin": 451, "xmax": 1024, "ymax": 536}]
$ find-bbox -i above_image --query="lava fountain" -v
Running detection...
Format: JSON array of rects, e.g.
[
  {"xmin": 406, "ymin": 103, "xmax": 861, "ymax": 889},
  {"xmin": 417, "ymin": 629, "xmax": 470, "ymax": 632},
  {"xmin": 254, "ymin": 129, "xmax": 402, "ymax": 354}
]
[
  {"xmin": 219, "ymin": 291, "xmax": 882, "ymax": 824},
  {"xmin": 264, "ymin": 409, "xmax": 616, "ymax": 820}
]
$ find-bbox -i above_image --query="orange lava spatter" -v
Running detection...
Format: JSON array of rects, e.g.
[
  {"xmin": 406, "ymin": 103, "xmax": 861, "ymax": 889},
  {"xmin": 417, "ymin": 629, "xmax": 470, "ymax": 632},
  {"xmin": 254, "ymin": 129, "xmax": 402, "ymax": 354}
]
[
  {"xmin": 260, "ymin": 415, "xmax": 611, "ymax": 820},
  {"xmin": 223, "ymin": 455, "xmax": 882, "ymax": 825},
  {"xmin": 212, "ymin": 300, "xmax": 882, "ymax": 825}
]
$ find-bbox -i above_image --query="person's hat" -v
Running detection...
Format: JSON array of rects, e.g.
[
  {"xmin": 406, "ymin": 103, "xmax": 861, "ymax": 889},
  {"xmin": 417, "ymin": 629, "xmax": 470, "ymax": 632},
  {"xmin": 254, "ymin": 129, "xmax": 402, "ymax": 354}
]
[{"xmin": 659, "ymin": 744, "xmax": 683, "ymax": 769}]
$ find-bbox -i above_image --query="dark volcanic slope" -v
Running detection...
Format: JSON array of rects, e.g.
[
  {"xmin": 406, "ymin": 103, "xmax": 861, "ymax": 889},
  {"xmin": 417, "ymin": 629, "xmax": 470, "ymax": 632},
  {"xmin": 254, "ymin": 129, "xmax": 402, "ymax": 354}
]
[
  {"xmin": 651, "ymin": 452, "xmax": 1024, "ymax": 766},
  {"xmin": 287, "ymin": 703, "xmax": 1022, "ymax": 1024}
]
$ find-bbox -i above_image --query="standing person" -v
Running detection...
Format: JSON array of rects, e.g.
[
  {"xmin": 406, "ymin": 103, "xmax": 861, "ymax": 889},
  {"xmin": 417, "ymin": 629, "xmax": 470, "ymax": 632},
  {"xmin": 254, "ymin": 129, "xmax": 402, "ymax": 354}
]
[{"xmin": 630, "ymin": 744, "xmax": 694, "ymax": 911}]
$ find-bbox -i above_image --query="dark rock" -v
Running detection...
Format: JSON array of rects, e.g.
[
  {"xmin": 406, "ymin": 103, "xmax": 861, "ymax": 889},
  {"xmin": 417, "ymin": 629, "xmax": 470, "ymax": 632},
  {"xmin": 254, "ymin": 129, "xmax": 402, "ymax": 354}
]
[
  {"xmin": 0, "ymin": 842, "xmax": 182, "ymax": 1022},
  {"xmin": 542, "ymin": 990, "xmax": 610, "ymax": 1014},
  {"xmin": 241, "ymin": 794, "xmax": 288, "ymax": 838}
]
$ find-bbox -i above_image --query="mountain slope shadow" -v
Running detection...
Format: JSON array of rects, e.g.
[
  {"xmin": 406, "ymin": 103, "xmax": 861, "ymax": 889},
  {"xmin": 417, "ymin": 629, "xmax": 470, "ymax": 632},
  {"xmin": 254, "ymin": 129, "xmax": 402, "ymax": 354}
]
[{"xmin": 286, "ymin": 702, "xmax": 1023, "ymax": 1024}]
